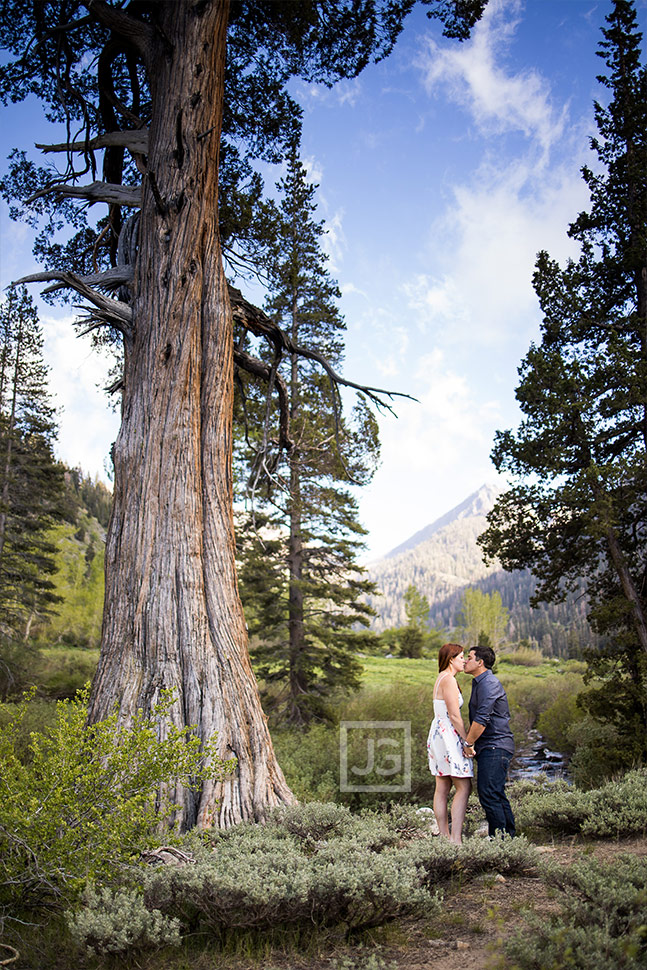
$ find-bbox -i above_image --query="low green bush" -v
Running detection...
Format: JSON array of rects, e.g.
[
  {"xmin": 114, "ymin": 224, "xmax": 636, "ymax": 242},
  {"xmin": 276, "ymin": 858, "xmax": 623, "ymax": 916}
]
[
  {"xmin": 143, "ymin": 806, "xmax": 437, "ymax": 935},
  {"xmin": 0, "ymin": 687, "xmax": 234, "ymax": 913},
  {"xmin": 404, "ymin": 832, "xmax": 539, "ymax": 888},
  {"xmin": 506, "ymin": 854, "xmax": 647, "ymax": 970},
  {"xmin": 67, "ymin": 886, "xmax": 181, "ymax": 957},
  {"xmin": 513, "ymin": 769, "xmax": 647, "ymax": 838}
]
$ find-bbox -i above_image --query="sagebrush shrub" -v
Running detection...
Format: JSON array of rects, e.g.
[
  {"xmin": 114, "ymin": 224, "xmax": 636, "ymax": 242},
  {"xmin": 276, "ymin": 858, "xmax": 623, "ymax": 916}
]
[
  {"xmin": 507, "ymin": 854, "xmax": 647, "ymax": 969},
  {"xmin": 67, "ymin": 886, "xmax": 181, "ymax": 957},
  {"xmin": 513, "ymin": 769, "xmax": 647, "ymax": 837},
  {"xmin": 405, "ymin": 833, "xmax": 539, "ymax": 888},
  {"xmin": 144, "ymin": 814, "xmax": 437, "ymax": 933}
]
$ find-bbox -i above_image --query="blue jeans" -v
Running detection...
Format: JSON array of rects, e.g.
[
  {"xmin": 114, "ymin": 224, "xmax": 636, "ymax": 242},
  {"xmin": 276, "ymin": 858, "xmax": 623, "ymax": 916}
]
[{"xmin": 476, "ymin": 747, "xmax": 516, "ymax": 837}]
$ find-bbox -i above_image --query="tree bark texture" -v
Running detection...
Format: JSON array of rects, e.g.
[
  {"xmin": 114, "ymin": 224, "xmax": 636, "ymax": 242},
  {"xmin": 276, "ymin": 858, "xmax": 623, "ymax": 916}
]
[{"xmin": 88, "ymin": 0, "xmax": 294, "ymax": 828}]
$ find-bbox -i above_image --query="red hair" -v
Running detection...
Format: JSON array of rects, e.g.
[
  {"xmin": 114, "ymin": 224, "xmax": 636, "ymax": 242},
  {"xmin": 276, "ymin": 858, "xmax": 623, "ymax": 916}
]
[{"xmin": 438, "ymin": 643, "xmax": 464, "ymax": 671}]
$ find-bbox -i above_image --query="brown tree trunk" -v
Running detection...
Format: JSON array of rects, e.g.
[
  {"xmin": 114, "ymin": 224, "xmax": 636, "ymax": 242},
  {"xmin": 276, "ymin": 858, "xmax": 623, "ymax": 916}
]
[
  {"xmin": 287, "ymin": 299, "xmax": 308, "ymax": 722},
  {"xmin": 88, "ymin": 0, "xmax": 294, "ymax": 828}
]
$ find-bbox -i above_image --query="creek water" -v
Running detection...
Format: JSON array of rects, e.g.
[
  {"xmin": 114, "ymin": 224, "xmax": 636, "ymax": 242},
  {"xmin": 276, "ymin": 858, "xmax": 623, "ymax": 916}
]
[{"xmin": 509, "ymin": 729, "xmax": 569, "ymax": 782}]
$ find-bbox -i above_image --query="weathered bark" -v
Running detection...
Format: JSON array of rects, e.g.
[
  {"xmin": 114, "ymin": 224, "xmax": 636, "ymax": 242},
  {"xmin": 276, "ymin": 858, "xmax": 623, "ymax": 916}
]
[
  {"xmin": 88, "ymin": 0, "xmax": 294, "ymax": 828},
  {"xmin": 26, "ymin": 180, "xmax": 141, "ymax": 207},
  {"xmin": 36, "ymin": 129, "xmax": 149, "ymax": 156}
]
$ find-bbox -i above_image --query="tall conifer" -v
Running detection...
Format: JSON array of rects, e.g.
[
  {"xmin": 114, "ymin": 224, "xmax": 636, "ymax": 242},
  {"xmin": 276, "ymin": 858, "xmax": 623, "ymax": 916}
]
[
  {"xmin": 236, "ymin": 138, "xmax": 379, "ymax": 724},
  {"xmin": 0, "ymin": 287, "xmax": 64, "ymax": 692},
  {"xmin": 480, "ymin": 0, "xmax": 647, "ymax": 759}
]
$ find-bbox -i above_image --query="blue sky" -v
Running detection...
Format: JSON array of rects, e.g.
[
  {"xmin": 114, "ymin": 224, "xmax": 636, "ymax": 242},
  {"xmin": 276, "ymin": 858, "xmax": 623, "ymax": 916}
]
[{"xmin": 1, "ymin": 0, "xmax": 646, "ymax": 561}]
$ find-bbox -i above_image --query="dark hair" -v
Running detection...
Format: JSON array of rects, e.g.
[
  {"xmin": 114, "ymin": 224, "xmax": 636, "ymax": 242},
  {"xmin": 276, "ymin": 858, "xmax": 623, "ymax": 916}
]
[
  {"xmin": 438, "ymin": 643, "xmax": 464, "ymax": 672},
  {"xmin": 471, "ymin": 644, "xmax": 496, "ymax": 669}
]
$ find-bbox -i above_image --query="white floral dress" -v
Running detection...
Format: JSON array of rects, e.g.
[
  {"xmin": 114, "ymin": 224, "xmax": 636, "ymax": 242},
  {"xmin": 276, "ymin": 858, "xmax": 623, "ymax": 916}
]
[{"xmin": 427, "ymin": 695, "xmax": 473, "ymax": 778}]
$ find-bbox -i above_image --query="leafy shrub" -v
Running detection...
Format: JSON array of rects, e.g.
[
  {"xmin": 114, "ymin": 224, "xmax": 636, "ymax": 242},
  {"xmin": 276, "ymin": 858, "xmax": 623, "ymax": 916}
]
[
  {"xmin": 0, "ymin": 688, "xmax": 234, "ymax": 911},
  {"xmin": 507, "ymin": 854, "xmax": 647, "ymax": 969},
  {"xmin": 506, "ymin": 675, "xmax": 573, "ymax": 737},
  {"xmin": 67, "ymin": 886, "xmax": 181, "ymax": 957},
  {"xmin": 566, "ymin": 717, "xmax": 626, "ymax": 788},
  {"xmin": 513, "ymin": 769, "xmax": 647, "ymax": 837},
  {"xmin": 271, "ymin": 723, "xmax": 340, "ymax": 803},
  {"xmin": 500, "ymin": 647, "xmax": 545, "ymax": 666},
  {"xmin": 535, "ymin": 675, "xmax": 585, "ymax": 754}
]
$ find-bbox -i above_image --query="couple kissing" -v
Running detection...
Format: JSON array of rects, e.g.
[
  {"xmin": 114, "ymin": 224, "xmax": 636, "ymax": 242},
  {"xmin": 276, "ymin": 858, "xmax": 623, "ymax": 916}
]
[{"xmin": 427, "ymin": 643, "xmax": 515, "ymax": 844}]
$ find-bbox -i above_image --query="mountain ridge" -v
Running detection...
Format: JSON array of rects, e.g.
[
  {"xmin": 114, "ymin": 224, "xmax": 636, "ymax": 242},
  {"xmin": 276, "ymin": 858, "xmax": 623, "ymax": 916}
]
[{"xmin": 366, "ymin": 484, "xmax": 594, "ymax": 655}]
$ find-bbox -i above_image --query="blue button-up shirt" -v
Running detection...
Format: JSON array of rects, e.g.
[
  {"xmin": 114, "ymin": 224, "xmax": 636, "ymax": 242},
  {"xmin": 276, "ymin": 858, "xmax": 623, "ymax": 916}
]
[{"xmin": 468, "ymin": 668, "xmax": 515, "ymax": 755}]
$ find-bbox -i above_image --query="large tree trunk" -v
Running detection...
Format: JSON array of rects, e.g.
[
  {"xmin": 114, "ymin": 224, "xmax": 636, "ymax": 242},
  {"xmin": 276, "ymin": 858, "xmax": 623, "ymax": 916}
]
[{"xmin": 89, "ymin": 0, "xmax": 294, "ymax": 828}]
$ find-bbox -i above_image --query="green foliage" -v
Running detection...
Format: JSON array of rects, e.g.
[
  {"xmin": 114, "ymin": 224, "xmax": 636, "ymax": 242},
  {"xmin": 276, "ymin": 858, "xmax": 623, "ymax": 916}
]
[
  {"xmin": 478, "ymin": 0, "xmax": 647, "ymax": 761},
  {"xmin": 33, "ymin": 517, "xmax": 105, "ymax": 653},
  {"xmin": 0, "ymin": 688, "xmax": 234, "ymax": 912},
  {"xmin": 513, "ymin": 768, "xmax": 647, "ymax": 837},
  {"xmin": 457, "ymin": 587, "xmax": 509, "ymax": 649},
  {"xmin": 506, "ymin": 853, "xmax": 647, "ymax": 970},
  {"xmin": 535, "ymin": 674, "xmax": 586, "ymax": 754},
  {"xmin": 403, "ymin": 585, "xmax": 430, "ymax": 629},
  {"xmin": 67, "ymin": 886, "xmax": 181, "ymax": 957},
  {"xmin": 566, "ymin": 717, "xmax": 628, "ymax": 789}
]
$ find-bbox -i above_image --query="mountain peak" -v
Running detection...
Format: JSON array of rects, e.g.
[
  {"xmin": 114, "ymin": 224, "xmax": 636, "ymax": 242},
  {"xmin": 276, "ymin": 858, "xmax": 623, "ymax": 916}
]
[{"xmin": 382, "ymin": 483, "xmax": 500, "ymax": 560}]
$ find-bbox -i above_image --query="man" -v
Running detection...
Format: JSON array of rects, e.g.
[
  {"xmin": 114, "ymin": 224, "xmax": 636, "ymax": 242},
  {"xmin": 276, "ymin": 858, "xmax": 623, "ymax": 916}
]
[{"xmin": 463, "ymin": 645, "xmax": 516, "ymax": 837}]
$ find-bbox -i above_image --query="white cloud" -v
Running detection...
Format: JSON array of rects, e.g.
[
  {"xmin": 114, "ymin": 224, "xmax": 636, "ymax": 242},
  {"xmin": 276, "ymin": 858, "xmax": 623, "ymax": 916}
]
[
  {"xmin": 416, "ymin": 0, "xmax": 568, "ymax": 161},
  {"xmin": 359, "ymin": 349, "xmax": 504, "ymax": 559},
  {"xmin": 42, "ymin": 312, "xmax": 120, "ymax": 482},
  {"xmin": 322, "ymin": 209, "xmax": 347, "ymax": 271}
]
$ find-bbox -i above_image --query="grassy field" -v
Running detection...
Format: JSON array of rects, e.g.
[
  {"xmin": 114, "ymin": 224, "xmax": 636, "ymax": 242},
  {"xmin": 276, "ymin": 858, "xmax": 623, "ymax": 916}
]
[{"xmin": 359, "ymin": 653, "xmax": 587, "ymax": 691}]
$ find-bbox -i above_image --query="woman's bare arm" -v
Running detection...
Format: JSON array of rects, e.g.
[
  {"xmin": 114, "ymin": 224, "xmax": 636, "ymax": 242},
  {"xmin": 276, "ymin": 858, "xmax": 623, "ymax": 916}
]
[{"xmin": 441, "ymin": 677, "xmax": 467, "ymax": 739}]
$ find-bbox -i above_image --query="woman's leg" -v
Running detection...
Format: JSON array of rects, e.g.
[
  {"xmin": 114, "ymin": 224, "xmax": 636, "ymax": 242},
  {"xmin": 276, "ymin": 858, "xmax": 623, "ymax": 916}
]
[
  {"xmin": 433, "ymin": 776, "xmax": 452, "ymax": 837},
  {"xmin": 449, "ymin": 776, "xmax": 472, "ymax": 844}
]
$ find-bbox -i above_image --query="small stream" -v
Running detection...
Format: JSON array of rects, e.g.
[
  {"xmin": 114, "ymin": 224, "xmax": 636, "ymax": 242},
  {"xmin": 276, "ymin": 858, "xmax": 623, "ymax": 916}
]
[{"xmin": 509, "ymin": 729, "xmax": 569, "ymax": 782}]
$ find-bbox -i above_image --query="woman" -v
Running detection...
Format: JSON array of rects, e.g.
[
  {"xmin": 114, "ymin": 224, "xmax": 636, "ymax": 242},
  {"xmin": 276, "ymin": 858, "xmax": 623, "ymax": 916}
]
[{"xmin": 427, "ymin": 642, "xmax": 473, "ymax": 843}]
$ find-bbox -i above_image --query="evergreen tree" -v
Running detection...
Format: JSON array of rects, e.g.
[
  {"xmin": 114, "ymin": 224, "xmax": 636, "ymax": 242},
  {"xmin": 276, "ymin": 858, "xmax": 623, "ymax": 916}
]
[
  {"xmin": 479, "ymin": 0, "xmax": 647, "ymax": 760},
  {"xmin": 236, "ymin": 139, "xmax": 379, "ymax": 724},
  {"xmin": 0, "ymin": 287, "xmax": 64, "ymax": 694}
]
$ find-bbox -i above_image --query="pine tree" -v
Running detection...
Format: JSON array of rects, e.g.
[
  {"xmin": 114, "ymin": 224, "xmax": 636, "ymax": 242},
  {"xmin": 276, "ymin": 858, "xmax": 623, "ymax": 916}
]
[
  {"xmin": 236, "ymin": 138, "xmax": 379, "ymax": 724},
  {"xmin": 479, "ymin": 0, "xmax": 647, "ymax": 758},
  {"xmin": 0, "ymin": 287, "xmax": 64, "ymax": 694}
]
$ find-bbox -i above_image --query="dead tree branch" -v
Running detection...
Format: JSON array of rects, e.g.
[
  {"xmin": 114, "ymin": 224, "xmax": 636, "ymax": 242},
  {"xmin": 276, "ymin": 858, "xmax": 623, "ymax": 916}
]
[
  {"xmin": 25, "ymin": 180, "xmax": 141, "ymax": 208},
  {"xmin": 228, "ymin": 286, "xmax": 416, "ymax": 416},
  {"xmin": 15, "ymin": 270, "xmax": 133, "ymax": 335},
  {"xmin": 36, "ymin": 129, "xmax": 149, "ymax": 156}
]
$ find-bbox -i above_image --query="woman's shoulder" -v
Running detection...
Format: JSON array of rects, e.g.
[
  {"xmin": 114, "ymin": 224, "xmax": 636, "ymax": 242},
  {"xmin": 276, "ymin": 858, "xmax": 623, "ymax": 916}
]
[{"xmin": 437, "ymin": 673, "xmax": 459, "ymax": 696}]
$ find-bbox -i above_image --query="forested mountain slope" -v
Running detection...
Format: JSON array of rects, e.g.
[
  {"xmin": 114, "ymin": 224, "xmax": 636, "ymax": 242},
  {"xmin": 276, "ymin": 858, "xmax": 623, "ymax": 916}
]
[{"xmin": 366, "ymin": 485, "xmax": 595, "ymax": 656}]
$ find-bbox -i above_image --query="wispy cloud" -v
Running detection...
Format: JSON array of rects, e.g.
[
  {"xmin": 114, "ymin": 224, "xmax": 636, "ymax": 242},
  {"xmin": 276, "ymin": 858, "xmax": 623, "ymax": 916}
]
[{"xmin": 416, "ymin": 0, "xmax": 568, "ymax": 160}]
